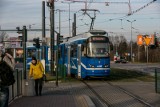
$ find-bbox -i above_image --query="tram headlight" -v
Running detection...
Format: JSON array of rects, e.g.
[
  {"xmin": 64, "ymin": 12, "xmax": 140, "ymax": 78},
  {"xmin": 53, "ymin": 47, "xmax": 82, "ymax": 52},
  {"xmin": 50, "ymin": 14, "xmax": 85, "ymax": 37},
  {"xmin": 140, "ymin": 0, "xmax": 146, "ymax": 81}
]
[
  {"xmin": 104, "ymin": 64, "xmax": 109, "ymax": 68},
  {"xmin": 91, "ymin": 65, "xmax": 95, "ymax": 68},
  {"xmin": 89, "ymin": 64, "xmax": 95, "ymax": 68}
]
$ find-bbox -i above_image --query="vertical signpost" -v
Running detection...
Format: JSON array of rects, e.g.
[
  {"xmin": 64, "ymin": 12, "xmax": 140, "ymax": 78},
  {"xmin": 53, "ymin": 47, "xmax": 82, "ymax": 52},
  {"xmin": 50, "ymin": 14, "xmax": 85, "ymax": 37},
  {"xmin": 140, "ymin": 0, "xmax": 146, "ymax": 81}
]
[
  {"xmin": 143, "ymin": 36, "xmax": 152, "ymax": 63},
  {"xmin": 137, "ymin": 34, "xmax": 153, "ymax": 63},
  {"xmin": 137, "ymin": 35, "xmax": 143, "ymax": 62}
]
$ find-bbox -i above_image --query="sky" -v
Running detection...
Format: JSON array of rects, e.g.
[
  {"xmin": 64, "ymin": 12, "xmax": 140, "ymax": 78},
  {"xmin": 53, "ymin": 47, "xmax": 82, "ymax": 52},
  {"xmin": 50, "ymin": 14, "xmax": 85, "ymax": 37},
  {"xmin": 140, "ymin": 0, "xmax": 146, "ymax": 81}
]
[{"xmin": 0, "ymin": 0, "xmax": 160, "ymax": 42}]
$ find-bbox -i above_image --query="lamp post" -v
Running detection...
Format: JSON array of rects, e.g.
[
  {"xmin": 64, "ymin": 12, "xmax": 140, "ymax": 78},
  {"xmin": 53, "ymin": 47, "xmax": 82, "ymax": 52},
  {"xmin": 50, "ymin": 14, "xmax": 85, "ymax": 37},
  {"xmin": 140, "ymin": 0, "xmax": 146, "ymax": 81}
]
[{"xmin": 127, "ymin": 20, "xmax": 136, "ymax": 62}]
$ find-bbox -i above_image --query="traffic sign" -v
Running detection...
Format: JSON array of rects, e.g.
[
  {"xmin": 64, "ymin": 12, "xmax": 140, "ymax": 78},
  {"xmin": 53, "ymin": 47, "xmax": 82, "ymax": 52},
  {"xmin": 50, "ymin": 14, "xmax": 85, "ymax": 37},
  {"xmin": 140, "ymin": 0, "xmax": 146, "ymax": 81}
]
[
  {"xmin": 143, "ymin": 36, "xmax": 151, "ymax": 46},
  {"xmin": 137, "ymin": 35, "xmax": 143, "ymax": 46}
]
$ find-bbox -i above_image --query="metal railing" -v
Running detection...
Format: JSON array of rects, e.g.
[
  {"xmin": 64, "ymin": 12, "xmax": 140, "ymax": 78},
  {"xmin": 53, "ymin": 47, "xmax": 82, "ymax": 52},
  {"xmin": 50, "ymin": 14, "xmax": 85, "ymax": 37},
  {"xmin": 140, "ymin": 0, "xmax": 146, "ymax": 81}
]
[
  {"xmin": 8, "ymin": 65, "xmax": 66, "ymax": 103},
  {"xmin": 58, "ymin": 64, "xmax": 66, "ymax": 81},
  {"xmin": 155, "ymin": 68, "xmax": 160, "ymax": 93},
  {"xmin": 9, "ymin": 68, "xmax": 23, "ymax": 103}
]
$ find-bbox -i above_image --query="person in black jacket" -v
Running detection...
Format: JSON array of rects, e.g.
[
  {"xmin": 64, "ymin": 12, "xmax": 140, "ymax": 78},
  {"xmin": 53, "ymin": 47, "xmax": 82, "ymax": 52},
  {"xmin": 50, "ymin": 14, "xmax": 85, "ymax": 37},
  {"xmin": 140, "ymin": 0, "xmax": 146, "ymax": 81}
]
[{"xmin": 0, "ymin": 50, "xmax": 15, "ymax": 107}]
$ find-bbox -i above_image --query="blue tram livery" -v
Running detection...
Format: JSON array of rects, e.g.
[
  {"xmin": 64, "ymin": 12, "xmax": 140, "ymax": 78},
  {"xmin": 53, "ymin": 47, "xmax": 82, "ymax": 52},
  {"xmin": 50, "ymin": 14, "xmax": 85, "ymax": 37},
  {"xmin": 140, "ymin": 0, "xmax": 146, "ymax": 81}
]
[
  {"xmin": 26, "ymin": 46, "xmax": 50, "ymax": 71},
  {"xmin": 58, "ymin": 30, "xmax": 111, "ymax": 79},
  {"xmin": 5, "ymin": 46, "xmax": 50, "ymax": 72}
]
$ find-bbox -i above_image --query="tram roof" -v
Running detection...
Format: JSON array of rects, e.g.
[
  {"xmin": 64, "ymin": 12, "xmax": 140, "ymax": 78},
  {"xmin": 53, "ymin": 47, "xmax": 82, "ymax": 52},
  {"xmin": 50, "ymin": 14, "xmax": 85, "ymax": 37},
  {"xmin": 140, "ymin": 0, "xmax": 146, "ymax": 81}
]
[{"xmin": 63, "ymin": 30, "xmax": 108, "ymax": 44}]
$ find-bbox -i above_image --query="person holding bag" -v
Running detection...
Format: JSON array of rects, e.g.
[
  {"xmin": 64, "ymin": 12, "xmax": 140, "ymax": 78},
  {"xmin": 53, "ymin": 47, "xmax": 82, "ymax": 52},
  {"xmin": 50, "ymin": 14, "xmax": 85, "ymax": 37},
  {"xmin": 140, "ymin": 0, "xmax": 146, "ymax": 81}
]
[{"xmin": 29, "ymin": 56, "xmax": 44, "ymax": 96}]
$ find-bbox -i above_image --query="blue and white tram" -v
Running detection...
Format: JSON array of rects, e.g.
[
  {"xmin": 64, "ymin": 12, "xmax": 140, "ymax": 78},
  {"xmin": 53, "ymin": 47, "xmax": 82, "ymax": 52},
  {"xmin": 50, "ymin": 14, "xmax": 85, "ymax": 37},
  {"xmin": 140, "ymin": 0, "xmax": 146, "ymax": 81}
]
[
  {"xmin": 26, "ymin": 46, "xmax": 50, "ymax": 72},
  {"xmin": 5, "ymin": 46, "xmax": 50, "ymax": 72},
  {"xmin": 59, "ymin": 30, "xmax": 111, "ymax": 79}
]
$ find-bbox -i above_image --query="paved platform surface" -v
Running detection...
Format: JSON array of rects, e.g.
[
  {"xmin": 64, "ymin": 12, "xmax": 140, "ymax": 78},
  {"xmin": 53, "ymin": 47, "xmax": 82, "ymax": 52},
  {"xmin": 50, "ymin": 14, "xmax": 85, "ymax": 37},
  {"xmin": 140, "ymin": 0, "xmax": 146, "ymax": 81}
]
[
  {"xmin": 9, "ymin": 81, "xmax": 95, "ymax": 107},
  {"xmin": 9, "ymin": 80, "xmax": 160, "ymax": 107}
]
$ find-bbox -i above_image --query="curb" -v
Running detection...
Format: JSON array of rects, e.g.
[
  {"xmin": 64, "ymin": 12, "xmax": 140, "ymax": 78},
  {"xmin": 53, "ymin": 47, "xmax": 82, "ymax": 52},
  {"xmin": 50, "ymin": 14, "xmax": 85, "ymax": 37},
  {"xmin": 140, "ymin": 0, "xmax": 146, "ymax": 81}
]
[{"xmin": 83, "ymin": 95, "xmax": 96, "ymax": 107}]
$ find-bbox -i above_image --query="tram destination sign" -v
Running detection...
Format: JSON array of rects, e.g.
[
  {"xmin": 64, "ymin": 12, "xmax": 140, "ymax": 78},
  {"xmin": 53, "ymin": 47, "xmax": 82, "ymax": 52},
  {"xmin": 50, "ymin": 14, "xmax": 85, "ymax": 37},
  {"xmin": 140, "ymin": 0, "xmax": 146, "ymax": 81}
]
[{"xmin": 88, "ymin": 36, "xmax": 109, "ymax": 42}]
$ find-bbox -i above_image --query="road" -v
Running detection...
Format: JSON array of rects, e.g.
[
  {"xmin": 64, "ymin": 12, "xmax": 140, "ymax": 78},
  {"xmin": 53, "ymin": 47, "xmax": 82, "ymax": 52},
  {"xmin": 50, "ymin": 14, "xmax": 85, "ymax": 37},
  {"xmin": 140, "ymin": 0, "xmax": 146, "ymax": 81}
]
[{"xmin": 111, "ymin": 62, "xmax": 160, "ymax": 76}]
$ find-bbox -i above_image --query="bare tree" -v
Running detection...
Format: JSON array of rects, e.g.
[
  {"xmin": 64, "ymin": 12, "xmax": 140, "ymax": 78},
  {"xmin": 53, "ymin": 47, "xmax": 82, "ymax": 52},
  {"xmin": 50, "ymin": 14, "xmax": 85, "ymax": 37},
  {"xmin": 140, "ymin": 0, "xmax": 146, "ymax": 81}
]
[
  {"xmin": 0, "ymin": 31, "xmax": 9, "ymax": 43},
  {"xmin": 0, "ymin": 31, "xmax": 10, "ymax": 49}
]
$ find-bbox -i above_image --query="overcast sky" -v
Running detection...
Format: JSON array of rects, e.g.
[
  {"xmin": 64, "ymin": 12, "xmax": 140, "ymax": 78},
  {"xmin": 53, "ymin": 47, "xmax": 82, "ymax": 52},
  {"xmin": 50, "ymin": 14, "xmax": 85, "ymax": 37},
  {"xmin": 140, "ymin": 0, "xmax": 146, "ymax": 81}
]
[{"xmin": 0, "ymin": 0, "xmax": 160, "ymax": 41}]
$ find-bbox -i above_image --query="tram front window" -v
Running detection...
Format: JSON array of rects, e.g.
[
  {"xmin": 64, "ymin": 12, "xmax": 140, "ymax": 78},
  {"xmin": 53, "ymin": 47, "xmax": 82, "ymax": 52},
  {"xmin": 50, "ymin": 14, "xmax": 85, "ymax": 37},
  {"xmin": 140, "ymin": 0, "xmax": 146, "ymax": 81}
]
[{"xmin": 87, "ymin": 43, "xmax": 109, "ymax": 57}]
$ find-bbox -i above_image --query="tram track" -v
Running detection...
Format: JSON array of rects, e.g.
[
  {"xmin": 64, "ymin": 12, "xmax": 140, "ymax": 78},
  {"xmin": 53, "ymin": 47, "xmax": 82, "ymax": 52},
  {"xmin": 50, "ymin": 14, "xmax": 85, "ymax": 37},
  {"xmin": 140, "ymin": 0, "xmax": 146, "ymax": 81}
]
[
  {"xmin": 81, "ymin": 80, "xmax": 110, "ymax": 107},
  {"xmin": 81, "ymin": 79, "xmax": 153, "ymax": 107},
  {"xmin": 67, "ymin": 79, "xmax": 108, "ymax": 107},
  {"xmin": 106, "ymin": 81, "xmax": 153, "ymax": 107}
]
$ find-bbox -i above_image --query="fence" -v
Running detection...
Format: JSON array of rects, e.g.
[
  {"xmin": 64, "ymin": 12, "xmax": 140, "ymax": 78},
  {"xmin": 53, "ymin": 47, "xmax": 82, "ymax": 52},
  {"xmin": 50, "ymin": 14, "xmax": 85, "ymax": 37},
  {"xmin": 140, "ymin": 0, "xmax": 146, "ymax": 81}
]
[
  {"xmin": 58, "ymin": 64, "xmax": 66, "ymax": 81},
  {"xmin": 9, "ymin": 68, "xmax": 23, "ymax": 103},
  {"xmin": 8, "ymin": 64, "xmax": 66, "ymax": 103},
  {"xmin": 155, "ymin": 68, "xmax": 160, "ymax": 93}
]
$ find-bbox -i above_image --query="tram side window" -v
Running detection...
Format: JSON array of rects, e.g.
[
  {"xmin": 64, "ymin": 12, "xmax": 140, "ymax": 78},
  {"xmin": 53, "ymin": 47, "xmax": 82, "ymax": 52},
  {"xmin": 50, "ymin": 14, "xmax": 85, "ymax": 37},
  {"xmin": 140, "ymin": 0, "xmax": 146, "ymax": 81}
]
[
  {"xmin": 87, "ymin": 45, "xmax": 91, "ymax": 57},
  {"xmin": 73, "ymin": 49, "xmax": 77, "ymax": 57},
  {"xmin": 71, "ymin": 50, "xmax": 73, "ymax": 57},
  {"xmin": 70, "ymin": 44, "xmax": 77, "ymax": 57},
  {"xmin": 71, "ymin": 47, "xmax": 75, "ymax": 57},
  {"xmin": 27, "ymin": 49, "xmax": 36, "ymax": 57},
  {"xmin": 65, "ymin": 48, "xmax": 67, "ymax": 56},
  {"xmin": 73, "ymin": 45, "xmax": 77, "ymax": 57},
  {"xmin": 81, "ymin": 45, "xmax": 86, "ymax": 56},
  {"xmin": 81, "ymin": 42, "xmax": 87, "ymax": 56}
]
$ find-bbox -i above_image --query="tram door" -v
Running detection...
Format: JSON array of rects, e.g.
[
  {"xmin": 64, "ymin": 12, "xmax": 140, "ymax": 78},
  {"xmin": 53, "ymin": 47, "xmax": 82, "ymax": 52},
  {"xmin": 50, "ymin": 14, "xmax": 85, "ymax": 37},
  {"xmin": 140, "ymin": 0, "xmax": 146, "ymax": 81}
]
[
  {"xmin": 77, "ymin": 44, "xmax": 81, "ymax": 78},
  {"xmin": 67, "ymin": 46, "xmax": 71, "ymax": 76}
]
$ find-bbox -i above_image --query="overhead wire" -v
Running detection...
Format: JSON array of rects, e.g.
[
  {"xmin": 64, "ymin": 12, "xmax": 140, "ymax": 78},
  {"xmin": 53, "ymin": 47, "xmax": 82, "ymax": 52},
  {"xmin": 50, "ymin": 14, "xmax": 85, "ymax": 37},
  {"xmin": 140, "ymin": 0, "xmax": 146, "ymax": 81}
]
[{"xmin": 46, "ymin": 0, "xmax": 160, "ymax": 33}]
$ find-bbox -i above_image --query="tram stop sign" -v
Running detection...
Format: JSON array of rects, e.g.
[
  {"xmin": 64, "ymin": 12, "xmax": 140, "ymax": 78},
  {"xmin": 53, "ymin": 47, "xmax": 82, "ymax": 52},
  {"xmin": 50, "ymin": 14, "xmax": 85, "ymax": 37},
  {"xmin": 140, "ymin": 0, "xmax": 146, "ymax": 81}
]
[{"xmin": 144, "ymin": 36, "xmax": 152, "ymax": 46}]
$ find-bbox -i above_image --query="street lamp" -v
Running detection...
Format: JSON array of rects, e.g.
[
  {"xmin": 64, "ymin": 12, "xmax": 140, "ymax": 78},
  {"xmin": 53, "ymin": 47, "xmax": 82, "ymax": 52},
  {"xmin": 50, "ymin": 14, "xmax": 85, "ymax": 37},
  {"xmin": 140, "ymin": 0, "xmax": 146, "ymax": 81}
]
[{"xmin": 127, "ymin": 20, "xmax": 136, "ymax": 62}]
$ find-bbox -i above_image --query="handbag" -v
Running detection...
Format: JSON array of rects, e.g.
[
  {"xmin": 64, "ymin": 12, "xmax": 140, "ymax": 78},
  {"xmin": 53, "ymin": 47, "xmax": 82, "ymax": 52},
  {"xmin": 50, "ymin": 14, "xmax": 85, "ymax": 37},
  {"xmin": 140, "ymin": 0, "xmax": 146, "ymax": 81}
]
[{"xmin": 43, "ymin": 74, "xmax": 46, "ymax": 81}]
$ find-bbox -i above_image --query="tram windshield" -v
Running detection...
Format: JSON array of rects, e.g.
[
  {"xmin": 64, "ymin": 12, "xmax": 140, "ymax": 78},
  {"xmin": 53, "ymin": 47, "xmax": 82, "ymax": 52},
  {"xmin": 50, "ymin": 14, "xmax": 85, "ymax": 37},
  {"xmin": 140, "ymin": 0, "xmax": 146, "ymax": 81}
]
[{"xmin": 87, "ymin": 43, "xmax": 109, "ymax": 57}]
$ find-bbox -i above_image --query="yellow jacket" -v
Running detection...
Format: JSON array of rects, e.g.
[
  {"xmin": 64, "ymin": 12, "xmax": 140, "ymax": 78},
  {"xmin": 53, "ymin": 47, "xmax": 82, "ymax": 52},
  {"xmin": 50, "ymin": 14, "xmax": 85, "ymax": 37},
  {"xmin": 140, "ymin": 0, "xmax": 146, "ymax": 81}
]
[{"xmin": 29, "ymin": 61, "xmax": 44, "ymax": 79}]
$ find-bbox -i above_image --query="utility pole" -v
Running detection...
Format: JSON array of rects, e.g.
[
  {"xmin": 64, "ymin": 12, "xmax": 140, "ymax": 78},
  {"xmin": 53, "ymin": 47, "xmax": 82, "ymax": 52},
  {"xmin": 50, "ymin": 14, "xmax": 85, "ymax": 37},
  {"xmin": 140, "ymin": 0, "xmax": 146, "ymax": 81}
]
[
  {"xmin": 42, "ymin": 1, "xmax": 46, "ymax": 59},
  {"xmin": 72, "ymin": 13, "xmax": 76, "ymax": 36},
  {"xmin": 127, "ymin": 20, "xmax": 136, "ymax": 62},
  {"xmin": 23, "ymin": 26, "xmax": 27, "ymax": 79},
  {"xmin": 47, "ymin": 0, "xmax": 55, "ymax": 76},
  {"xmin": 69, "ymin": 3, "xmax": 71, "ymax": 37},
  {"xmin": 42, "ymin": 1, "xmax": 46, "ymax": 73}
]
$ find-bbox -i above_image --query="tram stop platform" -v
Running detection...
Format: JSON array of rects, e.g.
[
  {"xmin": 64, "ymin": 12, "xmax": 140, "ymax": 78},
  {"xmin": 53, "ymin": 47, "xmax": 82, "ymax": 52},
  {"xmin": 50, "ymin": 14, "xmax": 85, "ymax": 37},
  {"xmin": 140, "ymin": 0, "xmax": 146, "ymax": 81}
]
[
  {"xmin": 9, "ymin": 81, "xmax": 96, "ymax": 107},
  {"xmin": 8, "ymin": 79, "xmax": 160, "ymax": 107}
]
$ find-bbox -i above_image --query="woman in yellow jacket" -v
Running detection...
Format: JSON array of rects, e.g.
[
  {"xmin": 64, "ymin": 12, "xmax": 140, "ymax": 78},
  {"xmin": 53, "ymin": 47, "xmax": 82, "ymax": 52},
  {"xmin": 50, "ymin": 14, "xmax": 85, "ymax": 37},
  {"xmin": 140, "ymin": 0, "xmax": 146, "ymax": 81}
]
[{"xmin": 29, "ymin": 56, "xmax": 44, "ymax": 96}]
